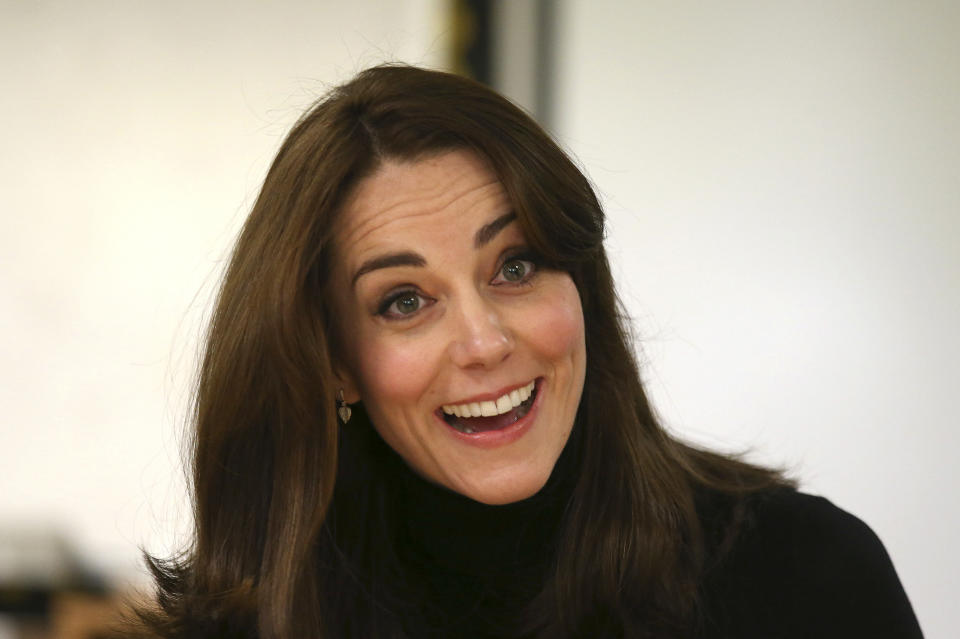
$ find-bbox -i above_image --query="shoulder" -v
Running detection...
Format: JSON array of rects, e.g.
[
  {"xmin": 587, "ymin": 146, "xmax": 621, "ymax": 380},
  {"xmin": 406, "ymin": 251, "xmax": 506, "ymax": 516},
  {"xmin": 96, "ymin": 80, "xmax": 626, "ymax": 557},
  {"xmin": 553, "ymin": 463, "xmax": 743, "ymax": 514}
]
[
  {"xmin": 740, "ymin": 490, "xmax": 892, "ymax": 580},
  {"xmin": 699, "ymin": 488, "xmax": 923, "ymax": 638}
]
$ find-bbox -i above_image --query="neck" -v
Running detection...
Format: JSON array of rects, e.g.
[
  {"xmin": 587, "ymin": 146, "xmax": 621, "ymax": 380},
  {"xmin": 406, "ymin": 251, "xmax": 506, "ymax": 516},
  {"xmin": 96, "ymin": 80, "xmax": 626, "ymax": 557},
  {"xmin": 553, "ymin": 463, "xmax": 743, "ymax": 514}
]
[{"xmin": 398, "ymin": 432, "xmax": 578, "ymax": 578}]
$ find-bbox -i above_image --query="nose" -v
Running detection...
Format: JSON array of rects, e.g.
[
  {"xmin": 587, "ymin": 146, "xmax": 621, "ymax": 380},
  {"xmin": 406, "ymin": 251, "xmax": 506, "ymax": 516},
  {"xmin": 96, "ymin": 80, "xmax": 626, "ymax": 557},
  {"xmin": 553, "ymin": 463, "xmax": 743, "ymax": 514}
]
[{"xmin": 448, "ymin": 293, "xmax": 514, "ymax": 369}]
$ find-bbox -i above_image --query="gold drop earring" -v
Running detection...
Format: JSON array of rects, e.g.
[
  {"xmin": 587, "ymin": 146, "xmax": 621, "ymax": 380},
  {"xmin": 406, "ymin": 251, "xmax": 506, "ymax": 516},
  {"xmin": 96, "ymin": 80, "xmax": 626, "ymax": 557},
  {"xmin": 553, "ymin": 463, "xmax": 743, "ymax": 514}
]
[{"xmin": 336, "ymin": 389, "xmax": 352, "ymax": 424}]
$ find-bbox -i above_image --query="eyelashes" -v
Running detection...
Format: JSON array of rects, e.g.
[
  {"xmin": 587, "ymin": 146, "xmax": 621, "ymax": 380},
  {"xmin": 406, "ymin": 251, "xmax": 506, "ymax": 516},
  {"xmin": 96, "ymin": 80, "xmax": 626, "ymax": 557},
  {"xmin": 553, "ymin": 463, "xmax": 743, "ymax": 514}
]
[
  {"xmin": 492, "ymin": 252, "xmax": 538, "ymax": 286},
  {"xmin": 373, "ymin": 248, "xmax": 541, "ymax": 321},
  {"xmin": 377, "ymin": 289, "xmax": 433, "ymax": 319}
]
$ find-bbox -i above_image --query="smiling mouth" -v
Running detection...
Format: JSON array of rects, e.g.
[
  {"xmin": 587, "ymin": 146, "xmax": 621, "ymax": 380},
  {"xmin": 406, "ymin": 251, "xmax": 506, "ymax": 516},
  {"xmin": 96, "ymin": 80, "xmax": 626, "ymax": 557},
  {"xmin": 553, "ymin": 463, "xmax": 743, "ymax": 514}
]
[{"xmin": 439, "ymin": 380, "xmax": 539, "ymax": 434}]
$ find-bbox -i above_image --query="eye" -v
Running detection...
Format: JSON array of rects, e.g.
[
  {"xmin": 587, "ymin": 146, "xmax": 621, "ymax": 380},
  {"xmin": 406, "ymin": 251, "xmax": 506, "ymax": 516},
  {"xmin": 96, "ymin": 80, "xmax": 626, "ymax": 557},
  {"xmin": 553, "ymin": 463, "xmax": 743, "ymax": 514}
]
[
  {"xmin": 492, "ymin": 256, "xmax": 537, "ymax": 285},
  {"xmin": 378, "ymin": 290, "xmax": 432, "ymax": 319}
]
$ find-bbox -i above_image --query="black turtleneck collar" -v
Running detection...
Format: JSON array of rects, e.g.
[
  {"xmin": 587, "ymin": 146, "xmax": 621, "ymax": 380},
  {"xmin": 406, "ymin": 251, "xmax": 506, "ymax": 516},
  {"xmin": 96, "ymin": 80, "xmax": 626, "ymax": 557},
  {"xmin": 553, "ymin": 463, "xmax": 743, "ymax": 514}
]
[
  {"xmin": 392, "ymin": 427, "xmax": 581, "ymax": 638},
  {"xmin": 398, "ymin": 454, "xmax": 574, "ymax": 578}
]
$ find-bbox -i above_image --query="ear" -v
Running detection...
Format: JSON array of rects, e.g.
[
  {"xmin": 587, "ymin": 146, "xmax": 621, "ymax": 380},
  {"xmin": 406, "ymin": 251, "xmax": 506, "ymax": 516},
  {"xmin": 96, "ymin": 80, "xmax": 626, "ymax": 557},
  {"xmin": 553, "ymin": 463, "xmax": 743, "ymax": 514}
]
[{"xmin": 333, "ymin": 363, "xmax": 361, "ymax": 405}]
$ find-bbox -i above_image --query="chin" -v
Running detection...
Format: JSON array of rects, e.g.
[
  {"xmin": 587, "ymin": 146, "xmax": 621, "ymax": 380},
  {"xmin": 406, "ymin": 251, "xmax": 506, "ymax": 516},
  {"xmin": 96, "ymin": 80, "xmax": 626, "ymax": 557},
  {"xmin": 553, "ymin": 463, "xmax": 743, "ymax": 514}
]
[{"xmin": 453, "ymin": 466, "xmax": 554, "ymax": 505}]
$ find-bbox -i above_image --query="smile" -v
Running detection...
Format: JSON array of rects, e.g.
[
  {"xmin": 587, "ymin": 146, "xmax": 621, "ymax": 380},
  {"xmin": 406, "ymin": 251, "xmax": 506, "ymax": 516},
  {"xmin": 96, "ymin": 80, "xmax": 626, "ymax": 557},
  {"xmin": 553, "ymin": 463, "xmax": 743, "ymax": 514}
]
[
  {"xmin": 439, "ymin": 380, "xmax": 539, "ymax": 434},
  {"xmin": 441, "ymin": 380, "xmax": 536, "ymax": 418}
]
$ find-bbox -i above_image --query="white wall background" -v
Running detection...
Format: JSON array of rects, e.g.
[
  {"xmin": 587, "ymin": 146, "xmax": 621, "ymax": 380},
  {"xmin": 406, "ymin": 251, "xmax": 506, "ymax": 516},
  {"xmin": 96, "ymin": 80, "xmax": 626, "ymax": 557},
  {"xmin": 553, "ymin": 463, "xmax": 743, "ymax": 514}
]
[
  {"xmin": 1, "ymin": 0, "xmax": 955, "ymax": 636},
  {"xmin": 554, "ymin": 1, "xmax": 958, "ymax": 636},
  {"xmin": 0, "ymin": 0, "xmax": 447, "ymax": 586}
]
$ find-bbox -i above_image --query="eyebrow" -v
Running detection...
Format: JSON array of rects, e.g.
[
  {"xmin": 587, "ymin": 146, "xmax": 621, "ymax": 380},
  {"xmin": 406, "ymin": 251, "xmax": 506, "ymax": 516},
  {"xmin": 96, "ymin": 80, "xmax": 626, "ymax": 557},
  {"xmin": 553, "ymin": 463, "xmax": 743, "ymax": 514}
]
[
  {"xmin": 351, "ymin": 251, "xmax": 426, "ymax": 287},
  {"xmin": 474, "ymin": 212, "xmax": 517, "ymax": 248},
  {"xmin": 350, "ymin": 212, "xmax": 518, "ymax": 288}
]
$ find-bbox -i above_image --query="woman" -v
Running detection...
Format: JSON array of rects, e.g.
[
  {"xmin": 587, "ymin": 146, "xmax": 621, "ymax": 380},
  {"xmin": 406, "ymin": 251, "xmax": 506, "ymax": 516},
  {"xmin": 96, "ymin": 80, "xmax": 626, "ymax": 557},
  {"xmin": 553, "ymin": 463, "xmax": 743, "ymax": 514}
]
[{"xmin": 136, "ymin": 65, "xmax": 922, "ymax": 638}]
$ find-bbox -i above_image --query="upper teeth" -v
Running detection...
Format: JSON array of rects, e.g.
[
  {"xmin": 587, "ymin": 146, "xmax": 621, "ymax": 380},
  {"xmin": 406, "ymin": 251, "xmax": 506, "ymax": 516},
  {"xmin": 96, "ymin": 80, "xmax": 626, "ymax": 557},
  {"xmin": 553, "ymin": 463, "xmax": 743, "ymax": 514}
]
[{"xmin": 442, "ymin": 380, "xmax": 535, "ymax": 418}]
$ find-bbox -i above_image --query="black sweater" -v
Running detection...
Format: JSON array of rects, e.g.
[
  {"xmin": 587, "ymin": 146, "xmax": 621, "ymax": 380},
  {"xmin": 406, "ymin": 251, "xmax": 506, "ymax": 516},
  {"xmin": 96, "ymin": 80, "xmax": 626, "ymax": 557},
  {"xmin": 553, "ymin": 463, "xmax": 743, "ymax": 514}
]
[
  {"xmin": 396, "ymin": 468, "xmax": 924, "ymax": 638},
  {"xmin": 696, "ymin": 489, "xmax": 923, "ymax": 638}
]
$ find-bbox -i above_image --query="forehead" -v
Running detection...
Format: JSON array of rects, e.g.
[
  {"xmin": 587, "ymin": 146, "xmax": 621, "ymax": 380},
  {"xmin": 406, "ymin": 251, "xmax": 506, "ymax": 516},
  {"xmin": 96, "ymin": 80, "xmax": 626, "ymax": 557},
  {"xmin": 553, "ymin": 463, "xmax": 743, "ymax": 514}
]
[{"xmin": 334, "ymin": 150, "xmax": 511, "ymax": 262}]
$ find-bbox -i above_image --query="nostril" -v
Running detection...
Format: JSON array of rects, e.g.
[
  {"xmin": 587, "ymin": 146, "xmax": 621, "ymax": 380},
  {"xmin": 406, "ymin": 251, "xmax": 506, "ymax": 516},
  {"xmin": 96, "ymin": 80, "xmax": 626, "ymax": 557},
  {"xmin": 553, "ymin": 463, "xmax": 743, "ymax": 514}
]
[{"xmin": 448, "ymin": 300, "xmax": 515, "ymax": 368}]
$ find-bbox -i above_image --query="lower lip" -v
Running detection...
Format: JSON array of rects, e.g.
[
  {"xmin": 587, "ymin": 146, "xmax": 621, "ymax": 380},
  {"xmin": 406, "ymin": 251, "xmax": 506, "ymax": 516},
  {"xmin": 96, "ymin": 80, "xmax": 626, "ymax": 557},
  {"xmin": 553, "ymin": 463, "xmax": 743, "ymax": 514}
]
[{"xmin": 437, "ymin": 378, "xmax": 544, "ymax": 449}]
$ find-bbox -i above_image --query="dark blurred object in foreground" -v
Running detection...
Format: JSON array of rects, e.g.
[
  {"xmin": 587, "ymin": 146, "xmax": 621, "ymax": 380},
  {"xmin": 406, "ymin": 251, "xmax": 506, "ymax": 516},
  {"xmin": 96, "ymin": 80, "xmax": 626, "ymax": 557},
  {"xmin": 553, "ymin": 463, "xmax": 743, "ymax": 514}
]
[{"xmin": 0, "ymin": 527, "xmax": 125, "ymax": 638}]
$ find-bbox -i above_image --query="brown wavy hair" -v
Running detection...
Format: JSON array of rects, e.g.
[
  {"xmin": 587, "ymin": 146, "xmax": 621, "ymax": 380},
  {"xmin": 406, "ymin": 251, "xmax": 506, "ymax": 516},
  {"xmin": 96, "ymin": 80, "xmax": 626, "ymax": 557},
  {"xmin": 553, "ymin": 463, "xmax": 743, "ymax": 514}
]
[{"xmin": 135, "ymin": 64, "xmax": 788, "ymax": 639}]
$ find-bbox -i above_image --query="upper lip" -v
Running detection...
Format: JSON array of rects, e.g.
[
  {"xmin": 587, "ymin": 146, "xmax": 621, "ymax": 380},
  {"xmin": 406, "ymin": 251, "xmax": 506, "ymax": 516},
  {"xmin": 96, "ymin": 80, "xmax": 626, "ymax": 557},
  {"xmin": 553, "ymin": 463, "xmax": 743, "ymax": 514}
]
[{"xmin": 440, "ymin": 378, "xmax": 537, "ymax": 407}]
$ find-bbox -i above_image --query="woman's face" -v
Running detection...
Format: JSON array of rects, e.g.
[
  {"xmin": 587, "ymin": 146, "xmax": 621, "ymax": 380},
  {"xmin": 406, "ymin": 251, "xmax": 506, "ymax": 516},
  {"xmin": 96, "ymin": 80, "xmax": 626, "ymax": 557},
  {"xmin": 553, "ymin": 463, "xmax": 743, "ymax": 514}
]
[{"xmin": 331, "ymin": 150, "xmax": 586, "ymax": 505}]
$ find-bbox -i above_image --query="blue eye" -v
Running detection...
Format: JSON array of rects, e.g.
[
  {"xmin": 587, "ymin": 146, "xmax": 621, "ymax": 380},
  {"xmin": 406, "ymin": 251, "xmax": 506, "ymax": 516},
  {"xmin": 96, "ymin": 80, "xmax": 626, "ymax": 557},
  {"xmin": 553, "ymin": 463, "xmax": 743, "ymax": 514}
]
[
  {"xmin": 493, "ymin": 256, "xmax": 537, "ymax": 285},
  {"xmin": 378, "ymin": 290, "xmax": 430, "ymax": 319},
  {"xmin": 501, "ymin": 259, "xmax": 529, "ymax": 281},
  {"xmin": 392, "ymin": 293, "xmax": 421, "ymax": 314}
]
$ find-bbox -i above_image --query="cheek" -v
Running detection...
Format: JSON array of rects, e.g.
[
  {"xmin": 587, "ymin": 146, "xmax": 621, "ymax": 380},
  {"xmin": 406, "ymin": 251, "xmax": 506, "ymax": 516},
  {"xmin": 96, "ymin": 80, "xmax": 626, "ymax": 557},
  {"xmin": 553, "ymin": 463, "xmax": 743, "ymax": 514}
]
[
  {"xmin": 523, "ymin": 278, "xmax": 586, "ymax": 362},
  {"xmin": 351, "ymin": 334, "xmax": 442, "ymax": 413}
]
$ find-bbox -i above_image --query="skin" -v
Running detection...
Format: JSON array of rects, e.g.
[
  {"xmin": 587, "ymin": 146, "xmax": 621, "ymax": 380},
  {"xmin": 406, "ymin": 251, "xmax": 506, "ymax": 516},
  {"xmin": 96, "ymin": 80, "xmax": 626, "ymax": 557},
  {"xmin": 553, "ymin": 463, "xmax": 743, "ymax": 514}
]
[{"xmin": 331, "ymin": 150, "xmax": 586, "ymax": 505}]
